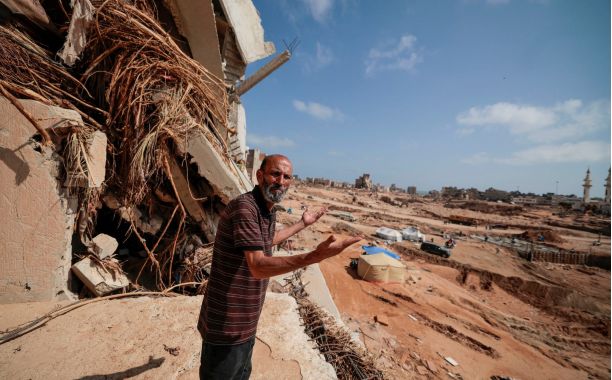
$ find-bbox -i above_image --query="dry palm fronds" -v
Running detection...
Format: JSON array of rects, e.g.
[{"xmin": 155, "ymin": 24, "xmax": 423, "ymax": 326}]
[
  {"xmin": 64, "ymin": 124, "xmax": 97, "ymax": 189},
  {"xmin": 80, "ymin": 0, "xmax": 230, "ymax": 208},
  {"xmin": 88, "ymin": 254, "xmax": 126, "ymax": 280},
  {"xmin": 287, "ymin": 271, "xmax": 385, "ymax": 380},
  {"xmin": 179, "ymin": 244, "xmax": 213, "ymax": 284},
  {"xmin": 0, "ymin": 24, "xmax": 105, "ymax": 128}
]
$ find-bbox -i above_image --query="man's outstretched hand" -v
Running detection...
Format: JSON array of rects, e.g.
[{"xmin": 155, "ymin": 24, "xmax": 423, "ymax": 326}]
[
  {"xmin": 302, "ymin": 206, "xmax": 328, "ymax": 226},
  {"xmin": 313, "ymin": 235, "xmax": 362, "ymax": 261}
]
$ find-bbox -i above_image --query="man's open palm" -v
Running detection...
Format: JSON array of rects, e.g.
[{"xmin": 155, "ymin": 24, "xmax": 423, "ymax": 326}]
[
  {"xmin": 315, "ymin": 235, "xmax": 361, "ymax": 259},
  {"xmin": 302, "ymin": 207, "xmax": 327, "ymax": 226}
]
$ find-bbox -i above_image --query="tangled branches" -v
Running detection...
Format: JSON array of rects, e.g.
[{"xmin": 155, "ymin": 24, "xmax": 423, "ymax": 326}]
[
  {"xmin": 80, "ymin": 0, "xmax": 229, "ymax": 207},
  {"xmin": 288, "ymin": 271, "xmax": 385, "ymax": 380}
]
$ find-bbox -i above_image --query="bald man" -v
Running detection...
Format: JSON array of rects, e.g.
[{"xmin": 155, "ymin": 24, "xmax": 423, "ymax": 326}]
[{"xmin": 197, "ymin": 154, "xmax": 360, "ymax": 379}]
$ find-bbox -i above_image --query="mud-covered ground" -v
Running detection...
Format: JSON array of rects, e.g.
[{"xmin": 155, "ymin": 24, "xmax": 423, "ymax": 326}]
[{"xmin": 278, "ymin": 184, "xmax": 610, "ymax": 379}]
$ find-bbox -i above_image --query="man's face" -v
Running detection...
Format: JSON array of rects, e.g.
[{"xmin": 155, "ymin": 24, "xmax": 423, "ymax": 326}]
[{"xmin": 257, "ymin": 157, "xmax": 293, "ymax": 204}]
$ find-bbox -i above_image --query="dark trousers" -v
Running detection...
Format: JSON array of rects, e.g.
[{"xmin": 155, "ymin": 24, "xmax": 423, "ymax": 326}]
[{"xmin": 199, "ymin": 337, "xmax": 255, "ymax": 380}]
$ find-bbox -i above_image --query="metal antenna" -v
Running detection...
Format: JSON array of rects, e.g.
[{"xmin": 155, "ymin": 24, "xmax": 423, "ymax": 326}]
[{"xmin": 282, "ymin": 37, "xmax": 300, "ymax": 54}]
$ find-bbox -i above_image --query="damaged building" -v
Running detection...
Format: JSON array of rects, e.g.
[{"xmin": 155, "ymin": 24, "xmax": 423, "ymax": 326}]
[{"xmin": 0, "ymin": 0, "xmax": 291, "ymax": 303}]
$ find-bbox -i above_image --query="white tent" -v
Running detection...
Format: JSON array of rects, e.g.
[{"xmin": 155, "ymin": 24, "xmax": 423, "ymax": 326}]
[
  {"xmin": 401, "ymin": 226, "xmax": 424, "ymax": 242},
  {"xmin": 375, "ymin": 227, "xmax": 402, "ymax": 242},
  {"xmin": 357, "ymin": 253, "xmax": 405, "ymax": 283}
]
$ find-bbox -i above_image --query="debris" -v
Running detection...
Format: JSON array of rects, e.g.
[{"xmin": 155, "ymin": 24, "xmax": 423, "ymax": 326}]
[
  {"xmin": 90, "ymin": 234, "xmax": 118, "ymax": 259},
  {"xmin": 163, "ymin": 344, "xmax": 180, "ymax": 356},
  {"xmin": 416, "ymin": 365, "xmax": 428, "ymax": 375},
  {"xmin": 445, "ymin": 356, "xmax": 459, "ymax": 366},
  {"xmin": 425, "ymin": 359, "xmax": 438, "ymax": 373},
  {"xmin": 71, "ymin": 257, "xmax": 130, "ymax": 297},
  {"xmin": 374, "ymin": 315, "xmax": 389, "ymax": 326},
  {"xmin": 408, "ymin": 314, "xmax": 418, "ymax": 321},
  {"xmin": 64, "ymin": 130, "xmax": 107, "ymax": 188},
  {"xmin": 58, "ymin": 0, "xmax": 95, "ymax": 66}
]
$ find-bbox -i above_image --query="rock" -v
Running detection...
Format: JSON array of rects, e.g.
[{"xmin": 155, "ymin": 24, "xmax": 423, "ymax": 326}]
[
  {"xmin": 90, "ymin": 233, "xmax": 118, "ymax": 259},
  {"xmin": 71, "ymin": 257, "xmax": 129, "ymax": 296},
  {"xmin": 416, "ymin": 365, "xmax": 428, "ymax": 375},
  {"xmin": 425, "ymin": 359, "xmax": 438, "ymax": 373},
  {"xmin": 374, "ymin": 314, "xmax": 389, "ymax": 326},
  {"xmin": 102, "ymin": 193, "xmax": 121, "ymax": 209}
]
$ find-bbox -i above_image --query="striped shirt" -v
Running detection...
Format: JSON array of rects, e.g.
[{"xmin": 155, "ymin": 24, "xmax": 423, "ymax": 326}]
[{"xmin": 197, "ymin": 186, "xmax": 276, "ymax": 345}]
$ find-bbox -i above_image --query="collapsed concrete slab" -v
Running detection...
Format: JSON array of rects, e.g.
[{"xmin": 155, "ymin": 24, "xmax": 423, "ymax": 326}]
[
  {"xmin": 254, "ymin": 292, "xmax": 337, "ymax": 379},
  {"xmin": 71, "ymin": 257, "xmax": 130, "ymax": 296},
  {"xmin": 0, "ymin": 96, "xmax": 78, "ymax": 303},
  {"xmin": 174, "ymin": 132, "xmax": 252, "ymax": 204}
]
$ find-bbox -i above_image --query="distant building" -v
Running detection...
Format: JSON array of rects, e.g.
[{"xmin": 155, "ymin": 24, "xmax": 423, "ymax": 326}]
[
  {"xmin": 511, "ymin": 196, "xmax": 538, "ymax": 205},
  {"xmin": 406, "ymin": 186, "xmax": 417, "ymax": 195},
  {"xmin": 355, "ymin": 173, "xmax": 373, "ymax": 190},
  {"xmin": 441, "ymin": 186, "xmax": 463, "ymax": 199},
  {"xmin": 313, "ymin": 177, "xmax": 331, "ymax": 186},
  {"xmin": 482, "ymin": 187, "xmax": 510, "ymax": 202},
  {"xmin": 605, "ymin": 167, "xmax": 611, "ymax": 204},
  {"xmin": 583, "ymin": 168, "xmax": 592, "ymax": 203}
]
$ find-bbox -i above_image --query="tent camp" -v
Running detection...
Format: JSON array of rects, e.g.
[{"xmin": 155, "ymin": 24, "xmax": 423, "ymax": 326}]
[
  {"xmin": 401, "ymin": 226, "xmax": 425, "ymax": 242},
  {"xmin": 375, "ymin": 227, "xmax": 402, "ymax": 242},
  {"xmin": 357, "ymin": 253, "xmax": 405, "ymax": 283}
]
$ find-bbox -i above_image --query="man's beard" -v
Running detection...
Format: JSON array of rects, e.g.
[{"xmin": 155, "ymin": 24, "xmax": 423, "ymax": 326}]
[{"xmin": 262, "ymin": 182, "xmax": 288, "ymax": 203}]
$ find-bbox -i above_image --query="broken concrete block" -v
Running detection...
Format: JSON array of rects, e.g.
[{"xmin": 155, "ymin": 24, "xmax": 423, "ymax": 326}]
[
  {"xmin": 118, "ymin": 206, "xmax": 162, "ymax": 235},
  {"xmin": 65, "ymin": 130, "xmax": 107, "ymax": 188},
  {"xmin": 0, "ymin": 97, "xmax": 82, "ymax": 303},
  {"xmin": 90, "ymin": 234, "xmax": 118, "ymax": 259},
  {"xmin": 72, "ymin": 257, "xmax": 129, "ymax": 296},
  {"xmin": 102, "ymin": 193, "xmax": 121, "ymax": 209},
  {"xmin": 174, "ymin": 131, "xmax": 251, "ymax": 204}
]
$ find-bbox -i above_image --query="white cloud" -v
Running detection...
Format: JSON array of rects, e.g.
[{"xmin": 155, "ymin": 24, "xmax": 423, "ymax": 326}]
[
  {"xmin": 498, "ymin": 141, "xmax": 611, "ymax": 165},
  {"xmin": 247, "ymin": 134, "xmax": 295, "ymax": 148},
  {"xmin": 303, "ymin": 0, "xmax": 333, "ymax": 23},
  {"xmin": 365, "ymin": 34, "xmax": 423, "ymax": 75},
  {"xmin": 293, "ymin": 99, "xmax": 344, "ymax": 121},
  {"xmin": 462, "ymin": 141, "xmax": 610, "ymax": 165},
  {"xmin": 456, "ymin": 99, "xmax": 610, "ymax": 143},
  {"xmin": 302, "ymin": 42, "xmax": 334, "ymax": 72}
]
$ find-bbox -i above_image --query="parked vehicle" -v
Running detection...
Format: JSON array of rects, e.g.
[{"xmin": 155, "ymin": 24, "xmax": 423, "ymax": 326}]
[{"xmin": 420, "ymin": 242, "xmax": 451, "ymax": 258}]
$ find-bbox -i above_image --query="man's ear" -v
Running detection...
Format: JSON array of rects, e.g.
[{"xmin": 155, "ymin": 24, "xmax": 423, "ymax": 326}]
[{"xmin": 256, "ymin": 169, "xmax": 263, "ymax": 186}]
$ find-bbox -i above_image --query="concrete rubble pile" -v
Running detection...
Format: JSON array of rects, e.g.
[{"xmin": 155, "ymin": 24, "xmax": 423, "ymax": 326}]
[{"xmin": 0, "ymin": 0, "xmax": 288, "ymax": 303}]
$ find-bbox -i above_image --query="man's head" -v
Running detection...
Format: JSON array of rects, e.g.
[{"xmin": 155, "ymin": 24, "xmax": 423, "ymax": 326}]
[{"xmin": 256, "ymin": 154, "xmax": 293, "ymax": 205}]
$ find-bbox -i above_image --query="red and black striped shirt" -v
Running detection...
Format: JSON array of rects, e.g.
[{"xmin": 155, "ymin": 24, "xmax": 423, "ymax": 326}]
[{"xmin": 197, "ymin": 186, "xmax": 276, "ymax": 345}]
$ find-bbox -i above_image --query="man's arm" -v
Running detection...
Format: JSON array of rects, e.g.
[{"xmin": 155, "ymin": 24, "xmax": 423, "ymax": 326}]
[
  {"xmin": 245, "ymin": 235, "xmax": 361, "ymax": 279},
  {"xmin": 273, "ymin": 207, "xmax": 327, "ymax": 245}
]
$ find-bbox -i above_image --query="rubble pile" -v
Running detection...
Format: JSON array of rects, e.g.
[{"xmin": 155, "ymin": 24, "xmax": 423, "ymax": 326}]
[{"xmin": 0, "ymin": 0, "xmax": 251, "ymax": 299}]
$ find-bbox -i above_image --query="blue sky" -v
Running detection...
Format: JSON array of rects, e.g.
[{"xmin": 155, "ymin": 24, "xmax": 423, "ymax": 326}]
[{"xmin": 242, "ymin": 0, "xmax": 611, "ymax": 197}]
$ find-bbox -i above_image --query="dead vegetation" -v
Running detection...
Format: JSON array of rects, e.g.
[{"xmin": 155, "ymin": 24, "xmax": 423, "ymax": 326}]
[{"xmin": 287, "ymin": 271, "xmax": 385, "ymax": 380}]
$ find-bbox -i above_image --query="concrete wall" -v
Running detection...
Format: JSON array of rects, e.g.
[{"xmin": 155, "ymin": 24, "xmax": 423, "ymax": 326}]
[{"xmin": 0, "ymin": 97, "xmax": 78, "ymax": 303}]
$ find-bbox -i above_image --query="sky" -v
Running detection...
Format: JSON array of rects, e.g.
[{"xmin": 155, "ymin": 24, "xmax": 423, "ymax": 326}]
[{"xmin": 241, "ymin": 0, "xmax": 611, "ymax": 197}]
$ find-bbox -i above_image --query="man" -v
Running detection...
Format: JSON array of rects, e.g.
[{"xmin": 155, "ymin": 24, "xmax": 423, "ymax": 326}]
[{"xmin": 198, "ymin": 154, "xmax": 360, "ymax": 379}]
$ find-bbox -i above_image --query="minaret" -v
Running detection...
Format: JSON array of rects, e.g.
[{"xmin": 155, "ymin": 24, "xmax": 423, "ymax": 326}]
[
  {"xmin": 605, "ymin": 167, "xmax": 611, "ymax": 204},
  {"xmin": 583, "ymin": 168, "xmax": 592, "ymax": 203}
]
